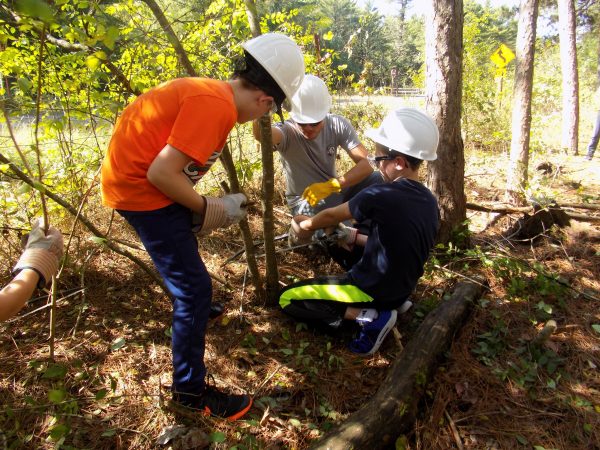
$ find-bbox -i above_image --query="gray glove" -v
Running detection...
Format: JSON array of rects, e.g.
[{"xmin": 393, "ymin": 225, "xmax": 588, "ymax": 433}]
[
  {"xmin": 193, "ymin": 193, "xmax": 248, "ymax": 235},
  {"xmin": 333, "ymin": 223, "xmax": 358, "ymax": 250},
  {"xmin": 13, "ymin": 219, "xmax": 64, "ymax": 287}
]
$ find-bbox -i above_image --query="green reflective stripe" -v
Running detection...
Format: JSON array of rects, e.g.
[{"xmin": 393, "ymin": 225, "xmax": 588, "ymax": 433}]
[{"xmin": 279, "ymin": 282, "xmax": 373, "ymax": 309}]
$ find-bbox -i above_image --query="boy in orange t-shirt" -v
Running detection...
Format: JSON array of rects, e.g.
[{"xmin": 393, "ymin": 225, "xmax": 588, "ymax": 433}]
[{"xmin": 101, "ymin": 33, "xmax": 304, "ymax": 420}]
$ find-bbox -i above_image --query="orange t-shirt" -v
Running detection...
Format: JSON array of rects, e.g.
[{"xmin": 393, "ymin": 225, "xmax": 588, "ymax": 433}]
[{"xmin": 101, "ymin": 78, "xmax": 237, "ymax": 211}]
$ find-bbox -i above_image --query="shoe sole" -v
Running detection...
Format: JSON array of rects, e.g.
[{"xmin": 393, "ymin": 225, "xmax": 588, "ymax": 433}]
[
  {"xmin": 225, "ymin": 397, "xmax": 253, "ymax": 421},
  {"xmin": 359, "ymin": 310, "xmax": 398, "ymax": 356},
  {"xmin": 168, "ymin": 397, "xmax": 253, "ymax": 421},
  {"xmin": 397, "ymin": 300, "xmax": 413, "ymax": 315}
]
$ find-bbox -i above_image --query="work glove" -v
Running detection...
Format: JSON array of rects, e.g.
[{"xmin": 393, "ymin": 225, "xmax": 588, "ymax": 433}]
[
  {"xmin": 301, "ymin": 178, "xmax": 341, "ymax": 207},
  {"xmin": 13, "ymin": 219, "xmax": 64, "ymax": 287},
  {"xmin": 332, "ymin": 223, "xmax": 358, "ymax": 251},
  {"xmin": 193, "ymin": 193, "xmax": 247, "ymax": 235}
]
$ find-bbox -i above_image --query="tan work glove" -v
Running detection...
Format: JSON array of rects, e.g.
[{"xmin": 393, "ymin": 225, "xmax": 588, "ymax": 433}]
[
  {"xmin": 13, "ymin": 220, "xmax": 64, "ymax": 287},
  {"xmin": 301, "ymin": 178, "xmax": 341, "ymax": 207},
  {"xmin": 192, "ymin": 193, "xmax": 248, "ymax": 235}
]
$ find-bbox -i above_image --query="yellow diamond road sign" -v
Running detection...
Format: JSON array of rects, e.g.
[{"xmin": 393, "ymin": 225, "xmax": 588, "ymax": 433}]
[{"xmin": 490, "ymin": 44, "xmax": 515, "ymax": 68}]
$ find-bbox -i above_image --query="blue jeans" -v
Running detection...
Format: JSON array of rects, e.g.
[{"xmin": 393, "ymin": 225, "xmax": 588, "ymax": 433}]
[
  {"xmin": 118, "ymin": 203, "xmax": 211, "ymax": 404},
  {"xmin": 587, "ymin": 110, "xmax": 600, "ymax": 159}
]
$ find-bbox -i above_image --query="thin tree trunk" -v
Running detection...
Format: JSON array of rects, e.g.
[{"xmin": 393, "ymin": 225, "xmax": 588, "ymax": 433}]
[
  {"xmin": 425, "ymin": 0, "xmax": 467, "ymax": 245},
  {"xmin": 218, "ymin": 145, "xmax": 265, "ymax": 299},
  {"xmin": 257, "ymin": 117, "xmax": 280, "ymax": 303},
  {"xmin": 505, "ymin": 0, "xmax": 539, "ymax": 205},
  {"xmin": 558, "ymin": 0, "xmax": 579, "ymax": 155},
  {"xmin": 244, "ymin": 0, "xmax": 280, "ymax": 304},
  {"xmin": 139, "ymin": 0, "xmax": 197, "ymax": 77},
  {"xmin": 243, "ymin": 0, "xmax": 261, "ymax": 37}
]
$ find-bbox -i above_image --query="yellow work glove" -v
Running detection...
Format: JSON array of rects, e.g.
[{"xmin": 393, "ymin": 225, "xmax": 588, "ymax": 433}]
[{"xmin": 301, "ymin": 178, "xmax": 341, "ymax": 207}]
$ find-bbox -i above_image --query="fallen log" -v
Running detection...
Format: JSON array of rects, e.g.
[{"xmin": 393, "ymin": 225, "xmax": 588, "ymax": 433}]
[
  {"xmin": 466, "ymin": 202, "xmax": 600, "ymax": 223},
  {"xmin": 310, "ymin": 280, "xmax": 484, "ymax": 450}
]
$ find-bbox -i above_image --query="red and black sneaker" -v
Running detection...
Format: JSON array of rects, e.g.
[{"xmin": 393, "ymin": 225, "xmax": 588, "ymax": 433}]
[{"xmin": 174, "ymin": 384, "xmax": 252, "ymax": 421}]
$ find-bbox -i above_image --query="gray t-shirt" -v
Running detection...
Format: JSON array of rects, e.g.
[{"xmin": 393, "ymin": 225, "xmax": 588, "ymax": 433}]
[{"xmin": 275, "ymin": 114, "xmax": 360, "ymax": 206}]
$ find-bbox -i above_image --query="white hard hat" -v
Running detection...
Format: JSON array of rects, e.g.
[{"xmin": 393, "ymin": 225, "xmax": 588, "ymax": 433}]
[
  {"xmin": 242, "ymin": 33, "xmax": 305, "ymax": 103},
  {"xmin": 290, "ymin": 75, "xmax": 332, "ymax": 123},
  {"xmin": 365, "ymin": 107, "xmax": 439, "ymax": 161}
]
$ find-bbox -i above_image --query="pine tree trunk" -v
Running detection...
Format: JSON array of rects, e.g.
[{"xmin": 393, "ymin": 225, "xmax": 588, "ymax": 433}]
[
  {"xmin": 558, "ymin": 0, "xmax": 579, "ymax": 155},
  {"xmin": 505, "ymin": 0, "xmax": 539, "ymax": 205},
  {"xmin": 425, "ymin": 0, "xmax": 467, "ymax": 245}
]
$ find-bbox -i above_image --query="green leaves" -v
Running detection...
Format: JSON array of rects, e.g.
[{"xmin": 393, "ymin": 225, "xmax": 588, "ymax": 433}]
[
  {"xmin": 48, "ymin": 388, "xmax": 66, "ymax": 403},
  {"xmin": 42, "ymin": 363, "xmax": 67, "ymax": 379},
  {"xmin": 110, "ymin": 337, "xmax": 126, "ymax": 351},
  {"xmin": 15, "ymin": 0, "xmax": 56, "ymax": 24}
]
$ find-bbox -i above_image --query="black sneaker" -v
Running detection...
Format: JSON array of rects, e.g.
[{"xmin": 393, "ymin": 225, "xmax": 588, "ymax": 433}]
[
  {"xmin": 174, "ymin": 385, "xmax": 252, "ymax": 421},
  {"xmin": 209, "ymin": 302, "xmax": 224, "ymax": 319}
]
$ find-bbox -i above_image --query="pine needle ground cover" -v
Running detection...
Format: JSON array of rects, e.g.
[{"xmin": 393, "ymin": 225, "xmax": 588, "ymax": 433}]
[{"xmin": 0, "ymin": 143, "xmax": 599, "ymax": 449}]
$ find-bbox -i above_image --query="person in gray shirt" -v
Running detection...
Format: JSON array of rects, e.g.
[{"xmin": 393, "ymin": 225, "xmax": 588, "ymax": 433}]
[{"xmin": 253, "ymin": 74, "xmax": 381, "ymax": 245}]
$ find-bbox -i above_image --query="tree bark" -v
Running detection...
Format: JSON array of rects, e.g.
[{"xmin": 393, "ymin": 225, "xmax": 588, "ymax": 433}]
[
  {"xmin": 425, "ymin": 0, "xmax": 467, "ymax": 245},
  {"xmin": 505, "ymin": 0, "xmax": 539, "ymax": 205},
  {"xmin": 311, "ymin": 281, "xmax": 483, "ymax": 450},
  {"xmin": 558, "ymin": 0, "xmax": 580, "ymax": 155},
  {"xmin": 258, "ymin": 117, "xmax": 280, "ymax": 304}
]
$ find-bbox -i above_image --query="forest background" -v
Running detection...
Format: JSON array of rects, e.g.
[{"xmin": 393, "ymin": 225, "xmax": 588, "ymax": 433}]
[{"xmin": 0, "ymin": 0, "xmax": 599, "ymax": 449}]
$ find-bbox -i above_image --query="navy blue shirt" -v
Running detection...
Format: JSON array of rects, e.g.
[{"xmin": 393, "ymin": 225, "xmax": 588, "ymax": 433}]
[{"xmin": 348, "ymin": 178, "xmax": 439, "ymax": 305}]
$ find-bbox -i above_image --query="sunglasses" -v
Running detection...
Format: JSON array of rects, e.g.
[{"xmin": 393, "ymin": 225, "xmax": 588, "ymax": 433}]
[
  {"xmin": 367, "ymin": 154, "xmax": 397, "ymax": 168},
  {"xmin": 298, "ymin": 121, "xmax": 322, "ymax": 128}
]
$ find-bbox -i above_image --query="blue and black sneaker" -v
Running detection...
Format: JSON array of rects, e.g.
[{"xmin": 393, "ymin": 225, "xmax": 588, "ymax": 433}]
[{"xmin": 348, "ymin": 310, "xmax": 398, "ymax": 356}]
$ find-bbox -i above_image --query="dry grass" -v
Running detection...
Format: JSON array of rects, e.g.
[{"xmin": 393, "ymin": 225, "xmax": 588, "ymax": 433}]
[{"xmin": 0, "ymin": 147, "xmax": 599, "ymax": 449}]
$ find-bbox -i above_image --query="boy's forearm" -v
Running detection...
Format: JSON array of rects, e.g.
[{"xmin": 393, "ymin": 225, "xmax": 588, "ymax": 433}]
[
  {"xmin": 149, "ymin": 171, "xmax": 206, "ymax": 212},
  {"xmin": 0, "ymin": 270, "xmax": 39, "ymax": 321}
]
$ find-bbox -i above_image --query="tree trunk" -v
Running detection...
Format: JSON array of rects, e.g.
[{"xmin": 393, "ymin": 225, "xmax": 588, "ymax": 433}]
[
  {"xmin": 311, "ymin": 281, "xmax": 483, "ymax": 450},
  {"xmin": 244, "ymin": 0, "xmax": 280, "ymax": 304},
  {"xmin": 425, "ymin": 0, "xmax": 467, "ymax": 245},
  {"xmin": 558, "ymin": 0, "xmax": 580, "ymax": 155},
  {"xmin": 505, "ymin": 0, "xmax": 539, "ymax": 205}
]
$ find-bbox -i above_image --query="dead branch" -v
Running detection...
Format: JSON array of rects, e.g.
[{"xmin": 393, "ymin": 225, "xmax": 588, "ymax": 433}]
[
  {"xmin": 311, "ymin": 280, "xmax": 484, "ymax": 450},
  {"xmin": 0, "ymin": 152, "xmax": 166, "ymax": 292},
  {"xmin": 557, "ymin": 202, "xmax": 600, "ymax": 211},
  {"xmin": 467, "ymin": 202, "xmax": 600, "ymax": 223}
]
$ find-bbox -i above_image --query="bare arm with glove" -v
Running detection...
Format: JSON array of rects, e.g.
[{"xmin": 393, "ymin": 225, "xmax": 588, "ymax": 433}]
[{"xmin": 1, "ymin": 220, "xmax": 64, "ymax": 321}]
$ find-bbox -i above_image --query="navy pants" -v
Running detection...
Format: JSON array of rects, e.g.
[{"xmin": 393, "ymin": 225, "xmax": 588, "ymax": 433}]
[
  {"xmin": 587, "ymin": 110, "xmax": 600, "ymax": 159},
  {"xmin": 118, "ymin": 203, "xmax": 210, "ymax": 404}
]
